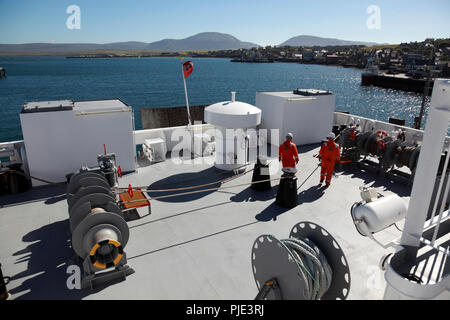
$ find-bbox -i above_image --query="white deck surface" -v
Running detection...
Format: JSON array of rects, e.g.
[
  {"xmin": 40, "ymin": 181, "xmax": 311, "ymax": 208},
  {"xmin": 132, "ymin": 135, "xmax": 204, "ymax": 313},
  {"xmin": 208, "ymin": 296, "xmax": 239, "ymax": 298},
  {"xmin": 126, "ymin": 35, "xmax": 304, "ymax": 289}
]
[{"xmin": 0, "ymin": 144, "xmax": 412, "ymax": 300}]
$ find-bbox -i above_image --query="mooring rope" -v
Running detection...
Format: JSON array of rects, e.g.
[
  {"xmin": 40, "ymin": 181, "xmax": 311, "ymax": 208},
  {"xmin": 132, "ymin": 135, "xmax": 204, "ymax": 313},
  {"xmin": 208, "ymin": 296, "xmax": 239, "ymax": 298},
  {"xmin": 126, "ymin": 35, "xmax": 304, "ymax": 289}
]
[
  {"xmin": 6, "ymin": 156, "xmax": 325, "ymax": 208},
  {"xmin": 3, "ymin": 161, "xmax": 262, "ymax": 194},
  {"xmin": 119, "ymin": 176, "xmax": 284, "ymax": 204}
]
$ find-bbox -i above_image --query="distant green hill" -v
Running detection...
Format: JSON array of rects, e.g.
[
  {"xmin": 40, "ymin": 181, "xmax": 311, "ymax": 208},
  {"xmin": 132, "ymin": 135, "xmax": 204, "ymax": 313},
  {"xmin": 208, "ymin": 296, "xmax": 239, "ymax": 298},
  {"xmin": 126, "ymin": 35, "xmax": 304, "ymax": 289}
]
[
  {"xmin": 144, "ymin": 32, "xmax": 259, "ymax": 51},
  {"xmin": 0, "ymin": 33, "xmax": 259, "ymax": 54},
  {"xmin": 0, "ymin": 41, "xmax": 149, "ymax": 53},
  {"xmin": 280, "ymin": 35, "xmax": 380, "ymax": 47}
]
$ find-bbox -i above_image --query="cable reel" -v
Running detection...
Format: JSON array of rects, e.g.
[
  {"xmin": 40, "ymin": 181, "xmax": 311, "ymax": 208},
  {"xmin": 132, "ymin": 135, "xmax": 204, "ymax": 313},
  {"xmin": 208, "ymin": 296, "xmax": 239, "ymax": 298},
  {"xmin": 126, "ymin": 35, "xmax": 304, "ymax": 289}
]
[
  {"xmin": 393, "ymin": 141, "xmax": 408, "ymax": 168},
  {"xmin": 339, "ymin": 127, "xmax": 357, "ymax": 149},
  {"xmin": 69, "ymin": 192, "xmax": 128, "ymax": 267},
  {"xmin": 71, "ymin": 208, "xmax": 130, "ymax": 271},
  {"xmin": 251, "ymin": 221, "xmax": 350, "ymax": 300},
  {"xmin": 67, "ymin": 183, "xmax": 134, "ymax": 288},
  {"xmin": 69, "ymin": 192, "xmax": 122, "ymax": 232},
  {"xmin": 67, "ymin": 171, "xmax": 111, "ymax": 199},
  {"xmin": 380, "ymin": 138, "xmax": 402, "ymax": 170},
  {"xmin": 357, "ymin": 131, "xmax": 373, "ymax": 156},
  {"xmin": 393, "ymin": 142, "xmax": 421, "ymax": 172},
  {"xmin": 67, "ymin": 185, "xmax": 113, "ymax": 211},
  {"xmin": 65, "ymin": 159, "xmax": 134, "ymax": 289},
  {"xmin": 376, "ymin": 136, "xmax": 392, "ymax": 156}
]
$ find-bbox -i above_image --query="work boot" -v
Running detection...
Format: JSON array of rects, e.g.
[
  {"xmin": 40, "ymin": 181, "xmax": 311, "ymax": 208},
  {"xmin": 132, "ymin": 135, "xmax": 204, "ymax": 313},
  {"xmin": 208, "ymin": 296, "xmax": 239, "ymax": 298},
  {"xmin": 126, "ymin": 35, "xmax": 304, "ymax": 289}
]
[{"xmin": 320, "ymin": 174, "xmax": 326, "ymax": 185}]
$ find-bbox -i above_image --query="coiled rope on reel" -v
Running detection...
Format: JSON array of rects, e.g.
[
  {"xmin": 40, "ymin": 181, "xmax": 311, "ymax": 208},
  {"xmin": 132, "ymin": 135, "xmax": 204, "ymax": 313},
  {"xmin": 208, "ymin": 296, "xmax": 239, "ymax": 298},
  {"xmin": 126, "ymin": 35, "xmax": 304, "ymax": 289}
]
[
  {"xmin": 252, "ymin": 221, "xmax": 350, "ymax": 300},
  {"xmin": 280, "ymin": 237, "xmax": 332, "ymax": 300}
]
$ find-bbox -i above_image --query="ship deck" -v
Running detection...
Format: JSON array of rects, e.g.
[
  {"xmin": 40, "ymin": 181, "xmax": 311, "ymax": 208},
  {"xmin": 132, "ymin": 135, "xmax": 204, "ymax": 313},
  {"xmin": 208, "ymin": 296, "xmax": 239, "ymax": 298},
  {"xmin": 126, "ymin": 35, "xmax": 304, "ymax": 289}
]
[{"xmin": 0, "ymin": 143, "xmax": 413, "ymax": 300}]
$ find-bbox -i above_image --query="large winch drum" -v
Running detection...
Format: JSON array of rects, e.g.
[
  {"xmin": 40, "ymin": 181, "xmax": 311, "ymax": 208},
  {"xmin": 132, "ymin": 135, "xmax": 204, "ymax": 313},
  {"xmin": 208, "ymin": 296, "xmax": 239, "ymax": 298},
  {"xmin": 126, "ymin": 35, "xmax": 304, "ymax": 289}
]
[
  {"xmin": 67, "ymin": 171, "xmax": 110, "ymax": 196},
  {"xmin": 351, "ymin": 195, "xmax": 407, "ymax": 236},
  {"xmin": 67, "ymin": 178, "xmax": 129, "ymax": 269}
]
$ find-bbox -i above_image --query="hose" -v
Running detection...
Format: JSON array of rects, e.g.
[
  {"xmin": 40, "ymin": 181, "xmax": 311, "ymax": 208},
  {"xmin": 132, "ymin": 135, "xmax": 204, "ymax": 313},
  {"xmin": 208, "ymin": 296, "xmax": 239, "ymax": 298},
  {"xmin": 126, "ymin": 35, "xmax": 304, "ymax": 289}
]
[{"xmin": 280, "ymin": 237, "xmax": 333, "ymax": 300}]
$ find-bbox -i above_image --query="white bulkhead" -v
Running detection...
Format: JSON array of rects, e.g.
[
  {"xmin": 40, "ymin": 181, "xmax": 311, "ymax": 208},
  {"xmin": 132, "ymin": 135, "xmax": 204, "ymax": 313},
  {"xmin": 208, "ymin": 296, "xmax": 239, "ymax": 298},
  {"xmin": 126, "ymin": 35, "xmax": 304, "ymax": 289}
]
[
  {"xmin": 19, "ymin": 99, "xmax": 136, "ymax": 186},
  {"xmin": 256, "ymin": 89, "xmax": 335, "ymax": 146}
]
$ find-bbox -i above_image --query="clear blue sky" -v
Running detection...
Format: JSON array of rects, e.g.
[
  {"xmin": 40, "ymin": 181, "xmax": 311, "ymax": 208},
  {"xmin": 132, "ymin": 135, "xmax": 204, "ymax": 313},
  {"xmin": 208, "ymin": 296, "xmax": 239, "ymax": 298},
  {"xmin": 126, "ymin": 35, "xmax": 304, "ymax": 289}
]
[{"xmin": 0, "ymin": 0, "xmax": 449, "ymax": 45}]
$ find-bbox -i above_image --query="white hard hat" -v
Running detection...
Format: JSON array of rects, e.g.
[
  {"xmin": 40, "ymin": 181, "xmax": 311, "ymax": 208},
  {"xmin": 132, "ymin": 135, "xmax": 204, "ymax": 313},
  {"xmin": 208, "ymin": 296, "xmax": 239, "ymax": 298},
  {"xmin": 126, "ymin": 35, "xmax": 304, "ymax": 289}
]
[
  {"xmin": 327, "ymin": 132, "xmax": 335, "ymax": 140},
  {"xmin": 286, "ymin": 133, "xmax": 293, "ymax": 139}
]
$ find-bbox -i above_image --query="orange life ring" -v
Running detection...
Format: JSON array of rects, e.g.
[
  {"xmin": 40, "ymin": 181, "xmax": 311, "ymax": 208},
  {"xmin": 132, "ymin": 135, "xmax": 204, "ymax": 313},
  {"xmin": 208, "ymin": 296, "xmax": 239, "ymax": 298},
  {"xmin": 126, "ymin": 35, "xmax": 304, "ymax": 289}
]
[{"xmin": 377, "ymin": 130, "xmax": 388, "ymax": 139}]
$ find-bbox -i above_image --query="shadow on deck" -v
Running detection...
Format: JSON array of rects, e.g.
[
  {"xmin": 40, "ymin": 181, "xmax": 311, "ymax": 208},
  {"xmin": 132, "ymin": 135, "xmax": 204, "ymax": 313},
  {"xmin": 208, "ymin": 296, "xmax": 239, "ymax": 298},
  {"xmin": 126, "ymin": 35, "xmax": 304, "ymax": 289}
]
[
  {"xmin": 146, "ymin": 167, "xmax": 235, "ymax": 203},
  {"xmin": 9, "ymin": 219, "xmax": 125, "ymax": 299},
  {"xmin": 0, "ymin": 185, "xmax": 67, "ymax": 208},
  {"xmin": 337, "ymin": 166, "xmax": 412, "ymax": 197}
]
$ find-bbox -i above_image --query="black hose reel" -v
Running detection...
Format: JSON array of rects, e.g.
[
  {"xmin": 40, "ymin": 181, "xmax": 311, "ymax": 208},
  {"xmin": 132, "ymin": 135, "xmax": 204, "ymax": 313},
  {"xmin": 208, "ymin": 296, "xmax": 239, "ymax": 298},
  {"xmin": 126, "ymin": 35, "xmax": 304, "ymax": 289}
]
[{"xmin": 251, "ymin": 221, "xmax": 350, "ymax": 300}]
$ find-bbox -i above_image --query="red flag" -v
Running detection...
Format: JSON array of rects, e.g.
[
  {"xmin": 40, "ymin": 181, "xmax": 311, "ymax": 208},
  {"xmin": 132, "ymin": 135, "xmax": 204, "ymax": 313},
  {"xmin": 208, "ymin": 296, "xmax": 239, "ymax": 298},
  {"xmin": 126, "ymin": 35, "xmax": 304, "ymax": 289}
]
[{"xmin": 182, "ymin": 60, "xmax": 194, "ymax": 78}]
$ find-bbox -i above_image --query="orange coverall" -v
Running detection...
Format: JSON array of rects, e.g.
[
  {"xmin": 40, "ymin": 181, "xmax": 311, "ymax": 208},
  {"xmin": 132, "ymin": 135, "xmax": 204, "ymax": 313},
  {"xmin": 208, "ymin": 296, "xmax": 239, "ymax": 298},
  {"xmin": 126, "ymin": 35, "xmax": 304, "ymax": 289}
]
[
  {"xmin": 319, "ymin": 140, "xmax": 340, "ymax": 185},
  {"xmin": 279, "ymin": 140, "xmax": 299, "ymax": 168}
]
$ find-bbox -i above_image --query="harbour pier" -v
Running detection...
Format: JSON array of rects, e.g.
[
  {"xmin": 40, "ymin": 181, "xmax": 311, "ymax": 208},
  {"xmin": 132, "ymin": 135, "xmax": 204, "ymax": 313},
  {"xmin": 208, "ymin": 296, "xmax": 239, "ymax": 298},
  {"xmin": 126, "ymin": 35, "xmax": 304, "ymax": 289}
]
[{"xmin": 362, "ymin": 72, "xmax": 434, "ymax": 95}]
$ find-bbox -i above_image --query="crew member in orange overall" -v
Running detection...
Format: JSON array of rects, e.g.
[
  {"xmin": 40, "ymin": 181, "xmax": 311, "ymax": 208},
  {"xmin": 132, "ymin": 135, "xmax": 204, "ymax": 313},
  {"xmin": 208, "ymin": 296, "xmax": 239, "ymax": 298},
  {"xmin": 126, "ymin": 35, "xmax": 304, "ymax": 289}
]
[
  {"xmin": 318, "ymin": 132, "xmax": 340, "ymax": 186},
  {"xmin": 279, "ymin": 133, "xmax": 299, "ymax": 169}
]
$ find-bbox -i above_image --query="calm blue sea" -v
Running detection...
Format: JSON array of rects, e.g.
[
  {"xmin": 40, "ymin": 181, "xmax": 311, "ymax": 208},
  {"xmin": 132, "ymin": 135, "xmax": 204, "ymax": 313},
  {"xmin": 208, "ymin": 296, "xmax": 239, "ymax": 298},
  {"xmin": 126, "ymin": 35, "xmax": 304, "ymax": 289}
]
[{"xmin": 0, "ymin": 56, "xmax": 427, "ymax": 143}]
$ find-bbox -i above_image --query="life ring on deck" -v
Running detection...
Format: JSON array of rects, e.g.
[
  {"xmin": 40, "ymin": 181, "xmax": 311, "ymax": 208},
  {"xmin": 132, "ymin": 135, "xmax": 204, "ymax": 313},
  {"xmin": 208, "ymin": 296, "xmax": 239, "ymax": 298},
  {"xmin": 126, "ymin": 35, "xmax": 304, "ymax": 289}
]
[
  {"xmin": 377, "ymin": 130, "xmax": 388, "ymax": 139},
  {"xmin": 377, "ymin": 139, "xmax": 386, "ymax": 150}
]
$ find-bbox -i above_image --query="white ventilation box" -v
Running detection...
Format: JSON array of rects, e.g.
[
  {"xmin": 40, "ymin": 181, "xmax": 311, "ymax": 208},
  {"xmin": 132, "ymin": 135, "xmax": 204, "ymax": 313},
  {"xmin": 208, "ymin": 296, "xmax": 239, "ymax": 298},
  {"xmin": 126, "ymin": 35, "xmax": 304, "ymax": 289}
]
[
  {"xmin": 256, "ymin": 89, "xmax": 336, "ymax": 146},
  {"xmin": 20, "ymin": 99, "xmax": 136, "ymax": 186},
  {"xmin": 143, "ymin": 138, "xmax": 167, "ymax": 163}
]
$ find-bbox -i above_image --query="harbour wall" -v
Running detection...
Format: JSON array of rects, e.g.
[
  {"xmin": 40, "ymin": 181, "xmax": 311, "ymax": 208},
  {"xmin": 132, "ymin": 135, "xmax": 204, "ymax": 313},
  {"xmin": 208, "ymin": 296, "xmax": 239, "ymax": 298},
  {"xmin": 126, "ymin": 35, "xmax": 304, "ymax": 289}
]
[
  {"xmin": 139, "ymin": 105, "xmax": 207, "ymax": 129},
  {"xmin": 369, "ymin": 75, "xmax": 433, "ymax": 95}
]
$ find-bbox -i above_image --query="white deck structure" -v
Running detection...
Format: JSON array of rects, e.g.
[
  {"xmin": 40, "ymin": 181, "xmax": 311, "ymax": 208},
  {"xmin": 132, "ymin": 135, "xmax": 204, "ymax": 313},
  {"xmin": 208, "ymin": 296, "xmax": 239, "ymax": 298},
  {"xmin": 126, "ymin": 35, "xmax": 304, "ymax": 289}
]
[
  {"xmin": 1, "ymin": 84, "xmax": 449, "ymax": 300},
  {"xmin": 0, "ymin": 142, "xmax": 409, "ymax": 300},
  {"xmin": 19, "ymin": 99, "xmax": 136, "ymax": 186}
]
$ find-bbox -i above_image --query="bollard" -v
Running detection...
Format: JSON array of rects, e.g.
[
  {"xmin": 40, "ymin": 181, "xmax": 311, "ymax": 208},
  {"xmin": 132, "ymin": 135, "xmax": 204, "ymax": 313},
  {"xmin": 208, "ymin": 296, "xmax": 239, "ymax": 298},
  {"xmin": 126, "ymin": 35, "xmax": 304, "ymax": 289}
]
[
  {"xmin": 275, "ymin": 168, "xmax": 298, "ymax": 208},
  {"xmin": 251, "ymin": 157, "xmax": 271, "ymax": 191},
  {"xmin": 0, "ymin": 263, "xmax": 11, "ymax": 300}
]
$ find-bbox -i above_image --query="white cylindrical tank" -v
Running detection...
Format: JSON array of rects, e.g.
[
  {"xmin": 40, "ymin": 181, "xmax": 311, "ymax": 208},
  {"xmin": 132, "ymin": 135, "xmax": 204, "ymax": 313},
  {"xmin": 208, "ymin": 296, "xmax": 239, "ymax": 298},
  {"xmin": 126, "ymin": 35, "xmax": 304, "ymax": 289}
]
[
  {"xmin": 351, "ymin": 194, "xmax": 407, "ymax": 235},
  {"xmin": 204, "ymin": 92, "xmax": 261, "ymax": 171}
]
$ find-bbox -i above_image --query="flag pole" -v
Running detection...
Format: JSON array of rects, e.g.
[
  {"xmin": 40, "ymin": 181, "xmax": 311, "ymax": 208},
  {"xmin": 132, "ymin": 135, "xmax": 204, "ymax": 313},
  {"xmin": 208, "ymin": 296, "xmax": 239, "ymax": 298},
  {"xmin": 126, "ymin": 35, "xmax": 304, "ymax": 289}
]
[
  {"xmin": 180, "ymin": 58, "xmax": 194, "ymax": 159},
  {"xmin": 181, "ymin": 58, "xmax": 192, "ymax": 126}
]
